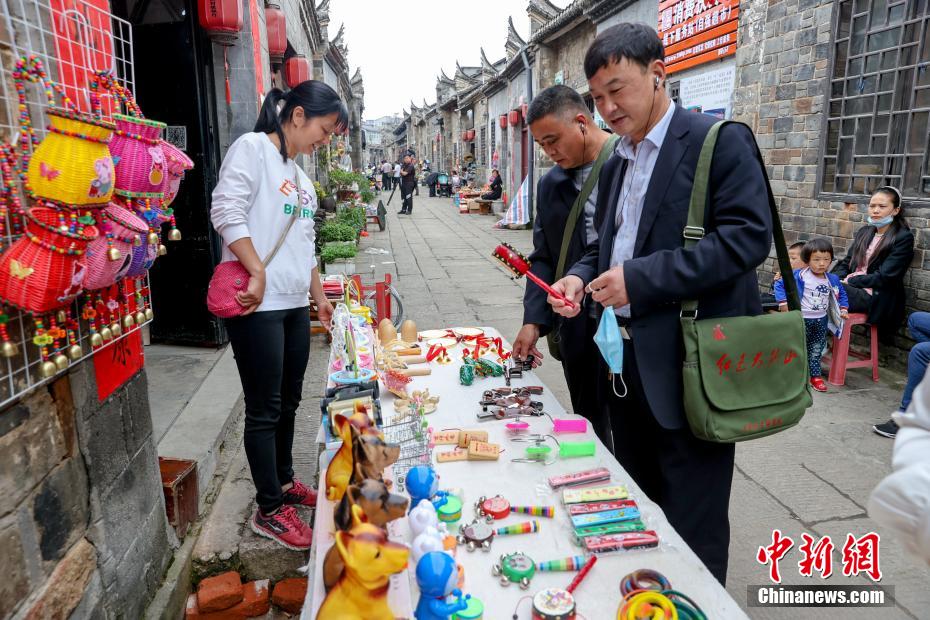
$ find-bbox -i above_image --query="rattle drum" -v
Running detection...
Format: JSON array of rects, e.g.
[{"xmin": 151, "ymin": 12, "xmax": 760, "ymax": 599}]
[{"xmin": 532, "ymin": 588, "xmax": 576, "ymax": 620}]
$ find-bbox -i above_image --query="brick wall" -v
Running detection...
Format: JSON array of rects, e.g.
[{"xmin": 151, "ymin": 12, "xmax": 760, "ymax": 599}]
[
  {"xmin": 2, "ymin": 366, "xmax": 171, "ymax": 618},
  {"xmin": 733, "ymin": 0, "xmax": 926, "ymax": 365}
]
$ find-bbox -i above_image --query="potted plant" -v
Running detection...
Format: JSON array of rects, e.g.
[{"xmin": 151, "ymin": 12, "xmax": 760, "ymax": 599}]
[
  {"xmin": 319, "ymin": 221, "xmax": 358, "ymax": 243},
  {"xmin": 329, "ymin": 169, "xmax": 367, "ymax": 202},
  {"xmin": 320, "ymin": 241, "xmax": 358, "ymax": 274},
  {"xmin": 315, "ymin": 181, "xmax": 336, "ymax": 213}
]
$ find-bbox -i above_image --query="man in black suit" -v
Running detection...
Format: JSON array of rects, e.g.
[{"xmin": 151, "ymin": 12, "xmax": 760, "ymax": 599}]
[
  {"xmin": 513, "ymin": 85, "xmax": 619, "ymax": 448},
  {"xmin": 549, "ymin": 24, "xmax": 773, "ymax": 584}
]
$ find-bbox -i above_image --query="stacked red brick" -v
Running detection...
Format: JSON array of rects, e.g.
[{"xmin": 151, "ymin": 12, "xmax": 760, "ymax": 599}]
[{"xmin": 185, "ymin": 572, "xmax": 270, "ymax": 619}]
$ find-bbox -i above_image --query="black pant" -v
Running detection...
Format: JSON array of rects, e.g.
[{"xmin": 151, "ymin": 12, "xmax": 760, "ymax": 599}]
[
  {"xmin": 382, "ymin": 172, "xmax": 391, "ymax": 190},
  {"xmin": 480, "ymin": 192, "xmax": 501, "ymax": 201},
  {"xmin": 845, "ymin": 282, "xmax": 872, "ymax": 313},
  {"xmin": 559, "ymin": 317, "xmax": 613, "ymax": 451},
  {"xmin": 604, "ymin": 335, "xmax": 735, "ymax": 585},
  {"xmin": 393, "ymin": 177, "xmax": 400, "ymax": 189},
  {"xmin": 225, "ymin": 307, "xmax": 311, "ymax": 513},
  {"xmin": 401, "ymin": 184, "xmax": 415, "ymax": 213}
]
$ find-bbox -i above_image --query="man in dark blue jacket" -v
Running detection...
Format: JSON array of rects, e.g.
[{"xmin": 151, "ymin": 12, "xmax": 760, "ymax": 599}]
[
  {"xmin": 548, "ymin": 24, "xmax": 773, "ymax": 584},
  {"xmin": 512, "ymin": 85, "xmax": 618, "ymax": 449}
]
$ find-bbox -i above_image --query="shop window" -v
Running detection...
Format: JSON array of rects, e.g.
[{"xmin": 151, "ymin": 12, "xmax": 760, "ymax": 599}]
[
  {"xmin": 822, "ymin": 1, "xmax": 930, "ymax": 200},
  {"xmin": 670, "ymin": 80, "xmax": 681, "ymax": 105}
]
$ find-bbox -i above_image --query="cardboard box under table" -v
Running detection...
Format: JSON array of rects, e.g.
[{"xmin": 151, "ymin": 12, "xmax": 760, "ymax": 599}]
[{"xmin": 302, "ymin": 327, "xmax": 748, "ymax": 619}]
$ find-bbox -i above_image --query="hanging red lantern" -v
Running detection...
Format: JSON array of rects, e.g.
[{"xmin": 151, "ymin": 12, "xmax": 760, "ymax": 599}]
[
  {"xmin": 508, "ymin": 110, "xmax": 520, "ymax": 127},
  {"xmin": 461, "ymin": 131, "xmax": 468, "ymax": 141},
  {"xmin": 264, "ymin": 4, "xmax": 287, "ymax": 63},
  {"xmin": 197, "ymin": 0, "xmax": 243, "ymax": 45},
  {"xmin": 499, "ymin": 114, "xmax": 507, "ymax": 129},
  {"xmin": 285, "ymin": 54, "xmax": 310, "ymax": 88}
]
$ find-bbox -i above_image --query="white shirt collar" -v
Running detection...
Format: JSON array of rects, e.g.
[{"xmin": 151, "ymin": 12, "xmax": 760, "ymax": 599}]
[{"xmin": 615, "ymin": 102, "xmax": 676, "ymax": 159}]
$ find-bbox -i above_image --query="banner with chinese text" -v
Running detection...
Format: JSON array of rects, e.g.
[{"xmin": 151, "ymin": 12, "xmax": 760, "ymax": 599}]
[{"xmin": 658, "ymin": 0, "xmax": 739, "ymax": 74}]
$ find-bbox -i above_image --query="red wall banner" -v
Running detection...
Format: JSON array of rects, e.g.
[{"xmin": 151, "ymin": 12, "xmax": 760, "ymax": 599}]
[
  {"xmin": 50, "ymin": 0, "xmax": 115, "ymax": 113},
  {"xmin": 94, "ymin": 330, "xmax": 145, "ymax": 402}
]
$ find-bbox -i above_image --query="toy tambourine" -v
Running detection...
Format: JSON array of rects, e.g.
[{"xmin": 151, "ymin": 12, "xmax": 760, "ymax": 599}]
[
  {"xmin": 493, "ymin": 553, "xmax": 586, "ymax": 589},
  {"xmin": 531, "ymin": 555, "xmax": 597, "ymax": 620},
  {"xmin": 476, "ymin": 495, "xmax": 555, "ymax": 522},
  {"xmin": 457, "ymin": 519, "xmax": 539, "ymax": 552}
]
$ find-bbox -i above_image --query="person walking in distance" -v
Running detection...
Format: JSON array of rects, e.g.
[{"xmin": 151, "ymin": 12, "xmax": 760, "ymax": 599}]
[
  {"xmin": 210, "ymin": 80, "xmax": 346, "ymax": 551},
  {"xmin": 381, "ymin": 159, "xmax": 392, "ymax": 193},
  {"xmin": 547, "ymin": 24, "xmax": 774, "ymax": 584},
  {"xmin": 393, "ymin": 160, "xmax": 401, "ymax": 190},
  {"xmin": 398, "ymin": 153, "xmax": 417, "ymax": 214}
]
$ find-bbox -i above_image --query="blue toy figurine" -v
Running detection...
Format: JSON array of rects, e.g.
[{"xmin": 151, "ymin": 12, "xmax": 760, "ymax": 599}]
[
  {"xmin": 415, "ymin": 551, "xmax": 470, "ymax": 620},
  {"xmin": 405, "ymin": 465, "xmax": 449, "ymax": 513}
]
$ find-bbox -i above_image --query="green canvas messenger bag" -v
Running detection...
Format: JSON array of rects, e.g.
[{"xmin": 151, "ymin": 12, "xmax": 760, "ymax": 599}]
[{"xmin": 680, "ymin": 120, "xmax": 813, "ymax": 442}]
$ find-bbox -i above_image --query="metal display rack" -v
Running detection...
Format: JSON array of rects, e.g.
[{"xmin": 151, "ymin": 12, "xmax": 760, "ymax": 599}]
[{"xmin": 0, "ymin": 0, "xmax": 144, "ymax": 409}]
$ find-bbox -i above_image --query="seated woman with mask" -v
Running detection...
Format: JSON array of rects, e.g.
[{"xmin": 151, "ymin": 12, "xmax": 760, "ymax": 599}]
[{"xmin": 831, "ymin": 186, "xmax": 914, "ymax": 343}]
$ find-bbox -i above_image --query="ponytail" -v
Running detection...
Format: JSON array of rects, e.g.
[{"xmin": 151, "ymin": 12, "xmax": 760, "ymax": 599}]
[
  {"xmin": 253, "ymin": 81, "xmax": 349, "ymax": 163},
  {"xmin": 255, "ymin": 88, "xmax": 289, "ymax": 161}
]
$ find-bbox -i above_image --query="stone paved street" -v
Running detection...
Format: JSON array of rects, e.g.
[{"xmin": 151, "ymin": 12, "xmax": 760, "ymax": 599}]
[{"xmin": 334, "ymin": 191, "xmax": 930, "ymax": 619}]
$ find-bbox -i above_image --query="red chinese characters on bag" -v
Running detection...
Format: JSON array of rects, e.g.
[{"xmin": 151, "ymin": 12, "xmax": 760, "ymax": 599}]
[{"xmin": 717, "ymin": 348, "xmax": 799, "ymax": 376}]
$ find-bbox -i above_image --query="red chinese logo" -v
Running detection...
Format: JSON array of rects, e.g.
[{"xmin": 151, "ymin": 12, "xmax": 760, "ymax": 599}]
[
  {"xmin": 756, "ymin": 529, "xmax": 794, "ymax": 584},
  {"xmin": 798, "ymin": 533, "xmax": 834, "ymax": 578},
  {"xmin": 757, "ymin": 530, "xmax": 882, "ymax": 583},
  {"xmin": 841, "ymin": 532, "xmax": 882, "ymax": 581}
]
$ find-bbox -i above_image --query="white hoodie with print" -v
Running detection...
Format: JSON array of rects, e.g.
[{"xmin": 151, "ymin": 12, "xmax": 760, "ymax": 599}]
[{"xmin": 209, "ymin": 131, "xmax": 318, "ymax": 313}]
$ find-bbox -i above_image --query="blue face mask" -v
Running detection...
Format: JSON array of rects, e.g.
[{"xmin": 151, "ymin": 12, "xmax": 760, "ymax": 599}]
[
  {"xmin": 868, "ymin": 215, "xmax": 894, "ymax": 227},
  {"xmin": 594, "ymin": 309, "xmax": 628, "ymax": 397}
]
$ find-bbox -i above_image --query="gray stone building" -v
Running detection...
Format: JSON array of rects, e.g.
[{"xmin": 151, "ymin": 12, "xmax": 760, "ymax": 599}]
[{"xmin": 731, "ymin": 0, "xmax": 930, "ymax": 359}]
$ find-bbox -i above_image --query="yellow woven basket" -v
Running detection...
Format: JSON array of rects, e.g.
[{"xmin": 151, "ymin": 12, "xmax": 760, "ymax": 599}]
[{"xmin": 27, "ymin": 108, "xmax": 116, "ymax": 207}]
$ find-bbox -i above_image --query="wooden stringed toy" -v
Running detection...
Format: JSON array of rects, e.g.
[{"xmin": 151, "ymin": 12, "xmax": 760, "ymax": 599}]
[{"xmin": 492, "ymin": 243, "xmax": 576, "ymax": 310}]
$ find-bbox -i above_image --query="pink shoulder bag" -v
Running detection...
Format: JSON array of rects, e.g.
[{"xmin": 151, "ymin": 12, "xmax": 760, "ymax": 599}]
[{"xmin": 206, "ymin": 171, "xmax": 303, "ymax": 318}]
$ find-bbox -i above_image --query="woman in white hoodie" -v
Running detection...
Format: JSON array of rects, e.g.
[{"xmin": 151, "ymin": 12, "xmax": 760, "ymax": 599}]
[{"xmin": 210, "ymin": 81, "xmax": 345, "ymax": 551}]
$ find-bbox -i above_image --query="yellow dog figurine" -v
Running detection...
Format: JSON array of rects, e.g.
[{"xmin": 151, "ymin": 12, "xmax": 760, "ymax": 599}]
[
  {"xmin": 318, "ymin": 505, "xmax": 410, "ymax": 619},
  {"xmin": 325, "ymin": 405, "xmax": 385, "ymax": 501}
]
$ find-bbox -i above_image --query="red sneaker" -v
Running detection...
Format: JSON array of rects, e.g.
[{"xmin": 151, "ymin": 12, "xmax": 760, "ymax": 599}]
[
  {"xmin": 282, "ymin": 478, "xmax": 318, "ymax": 508},
  {"xmin": 250, "ymin": 505, "xmax": 312, "ymax": 551},
  {"xmin": 810, "ymin": 377, "xmax": 828, "ymax": 392}
]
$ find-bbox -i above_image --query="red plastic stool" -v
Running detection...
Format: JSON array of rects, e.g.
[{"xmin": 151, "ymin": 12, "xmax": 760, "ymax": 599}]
[{"xmin": 821, "ymin": 312, "xmax": 879, "ymax": 386}]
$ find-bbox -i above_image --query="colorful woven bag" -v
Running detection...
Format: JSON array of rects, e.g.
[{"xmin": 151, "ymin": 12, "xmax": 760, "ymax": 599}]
[
  {"xmin": 83, "ymin": 203, "xmax": 147, "ymax": 290},
  {"xmin": 121, "ymin": 240, "xmax": 157, "ymax": 278},
  {"xmin": 13, "ymin": 56, "xmax": 116, "ymax": 209},
  {"xmin": 109, "ymin": 114, "xmax": 167, "ymax": 198},
  {"xmin": 159, "ymin": 139, "xmax": 194, "ymax": 207},
  {"xmin": 0, "ymin": 207, "xmax": 98, "ymax": 313},
  {"xmin": 26, "ymin": 109, "xmax": 115, "ymax": 207}
]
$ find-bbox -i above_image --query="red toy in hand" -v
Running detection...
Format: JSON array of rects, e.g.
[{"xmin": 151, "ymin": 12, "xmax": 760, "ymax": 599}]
[{"xmin": 492, "ymin": 243, "xmax": 576, "ymax": 310}]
